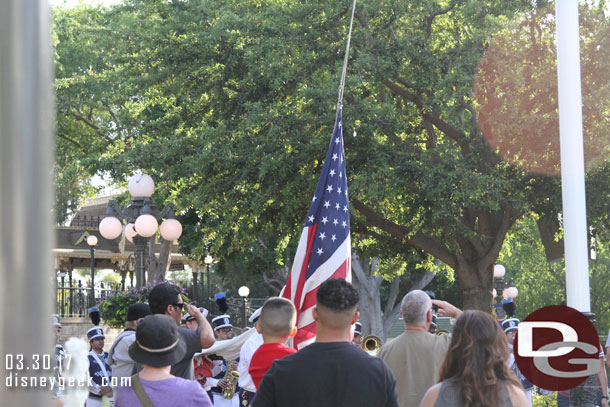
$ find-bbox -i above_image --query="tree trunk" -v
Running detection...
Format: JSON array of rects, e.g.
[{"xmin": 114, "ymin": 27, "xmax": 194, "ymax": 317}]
[
  {"xmin": 351, "ymin": 256, "xmax": 385, "ymax": 338},
  {"xmin": 147, "ymin": 238, "xmax": 172, "ymax": 283},
  {"xmin": 352, "ymin": 255, "xmax": 435, "ymax": 341},
  {"xmin": 455, "ymin": 260, "xmax": 494, "ymax": 311}
]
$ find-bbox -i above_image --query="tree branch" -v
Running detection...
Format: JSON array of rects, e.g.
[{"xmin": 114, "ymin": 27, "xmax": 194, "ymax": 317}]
[
  {"xmin": 70, "ymin": 111, "xmax": 113, "ymax": 143},
  {"xmin": 382, "ymin": 78, "xmax": 470, "ymax": 155},
  {"xmin": 352, "ymin": 197, "xmax": 457, "ymax": 268},
  {"xmin": 481, "ymin": 207, "xmax": 519, "ymax": 266},
  {"xmin": 57, "ymin": 133, "xmax": 85, "ymax": 151},
  {"xmin": 425, "ymin": 1, "xmax": 458, "ymax": 41}
]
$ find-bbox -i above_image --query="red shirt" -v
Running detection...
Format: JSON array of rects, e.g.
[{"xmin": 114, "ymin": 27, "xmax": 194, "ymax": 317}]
[{"xmin": 249, "ymin": 343, "xmax": 297, "ymax": 389}]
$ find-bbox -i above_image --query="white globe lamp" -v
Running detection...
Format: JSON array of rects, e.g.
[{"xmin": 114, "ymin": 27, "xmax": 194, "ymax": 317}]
[
  {"xmin": 99, "ymin": 217, "xmax": 123, "ymax": 240},
  {"xmin": 238, "ymin": 286, "xmax": 250, "ymax": 298},
  {"xmin": 505, "ymin": 286, "xmax": 518, "ymax": 299},
  {"xmin": 493, "ymin": 264, "xmax": 506, "ymax": 278},
  {"xmin": 86, "ymin": 235, "xmax": 98, "ymax": 246},
  {"xmin": 125, "ymin": 223, "xmax": 137, "ymax": 242},
  {"xmin": 135, "ymin": 214, "xmax": 158, "ymax": 238},
  {"xmin": 160, "ymin": 218, "xmax": 183, "ymax": 241},
  {"xmin": 128, "ymin": 173, "xmax": 155, "ymax": 198}
]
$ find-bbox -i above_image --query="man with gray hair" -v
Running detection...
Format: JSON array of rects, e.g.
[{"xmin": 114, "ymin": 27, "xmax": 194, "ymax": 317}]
[{"xmin": 379, "ymin": 290, "xmax": 462, "ymax": 407}]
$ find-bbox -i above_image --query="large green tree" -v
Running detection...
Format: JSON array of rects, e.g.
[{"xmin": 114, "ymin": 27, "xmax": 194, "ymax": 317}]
[{"xmin": 53, "ymin": 0, "xmax": 610, "ymax": 309}]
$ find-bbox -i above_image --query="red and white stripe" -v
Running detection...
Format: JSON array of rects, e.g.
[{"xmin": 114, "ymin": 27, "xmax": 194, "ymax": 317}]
[{"xmin": 282, "ymin": 226, "xmax": 351, "ymax": 349}]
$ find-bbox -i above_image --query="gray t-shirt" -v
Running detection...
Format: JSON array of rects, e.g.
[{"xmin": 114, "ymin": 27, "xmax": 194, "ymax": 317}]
[
  {"xmin": 170, "ymin": 327, "xmax": 202, "ymax": 380},
  {"xmin": 434, "ymin": 377, "xmax": 513, "ymax": 407}
]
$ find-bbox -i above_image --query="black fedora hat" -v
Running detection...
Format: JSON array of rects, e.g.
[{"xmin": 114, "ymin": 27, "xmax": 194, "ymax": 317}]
[{"xmin": 128, "ymin": 314, "xmax": 187, "ymax": 367}]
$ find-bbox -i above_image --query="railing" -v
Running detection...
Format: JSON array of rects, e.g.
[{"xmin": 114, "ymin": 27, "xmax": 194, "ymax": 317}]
[
  {"xmin": 55, "ymin": 278, "xmax": 268, "ymax": 326},
  {"xmin": 69, "ymin": 215, "xmax": 102, "ymax": 228},
  {"xmin": 56, "ymin": 279, "xmax": 121, "ymax": 317}
]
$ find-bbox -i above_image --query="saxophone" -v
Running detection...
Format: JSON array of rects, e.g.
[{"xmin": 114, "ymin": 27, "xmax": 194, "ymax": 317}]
[{"xmin": 222, "ymin": 359, "xmax": 240, "ymax": 399}]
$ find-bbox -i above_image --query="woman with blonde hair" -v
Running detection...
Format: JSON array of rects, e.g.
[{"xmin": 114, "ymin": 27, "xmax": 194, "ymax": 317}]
[{"xmin": 419, "ymin": 310, "xmax": 529, "ymax": 407}]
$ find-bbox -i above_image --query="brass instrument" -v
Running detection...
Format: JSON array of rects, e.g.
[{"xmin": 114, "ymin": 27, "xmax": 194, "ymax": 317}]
[
  {"xmin": 222, "ymin": 359, "xmax": 240, "ymax": 399},
  {"xmin": 361, "ymin": 335, "xmax": 383, "ymax": 356}
]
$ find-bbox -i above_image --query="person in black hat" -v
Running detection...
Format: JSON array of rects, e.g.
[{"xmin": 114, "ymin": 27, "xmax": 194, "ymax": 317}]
[
  {"xmin": 114, "ymin": 314, "xmax": 213, "ymax": 407},
  {"xmin": 86, "ymin": 326, "xmax": 113, "ymax": 407},
  {"xmin": 108, "ymin": 303, "xmax": 152, "ymax": 382},
  {"xmin": 148, "ymin": 282, "xmax": 215, "ymax": 380}
]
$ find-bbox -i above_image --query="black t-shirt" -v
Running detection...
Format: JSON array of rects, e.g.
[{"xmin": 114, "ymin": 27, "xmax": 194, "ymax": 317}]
[{"xmin": 252, "ymin": 341, "xmax": 399, "ymax": 407}]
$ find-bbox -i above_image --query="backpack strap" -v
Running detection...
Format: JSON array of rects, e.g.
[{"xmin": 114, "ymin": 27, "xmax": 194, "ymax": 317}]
[{"xmin": 130, "ymin": 374, "xmax": 154, "ymax": 407}]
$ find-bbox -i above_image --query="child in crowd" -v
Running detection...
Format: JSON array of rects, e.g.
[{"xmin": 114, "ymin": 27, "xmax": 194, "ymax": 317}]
[{"xmin": 248, "ymin": 297, "xmax": 298, "ymax": 389}]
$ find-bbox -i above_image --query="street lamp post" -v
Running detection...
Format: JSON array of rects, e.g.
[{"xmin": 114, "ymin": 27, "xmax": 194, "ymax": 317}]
[
  {"xmin": 204, "ymin": 255, "xmax": 213, "ymax": 306},
  {"xmin": 99, "ymin": 173, "xmax": 183, "ymax": 288},
  {"xmin": 87, "ymin": 235, "xmax": 98, "ymax": 307},
  {"xmin": 492, "ymin": 264, "xmax": 518, "ymax": 320},
  {"xmin": 238, "ymin": 285, "xmax": 250, "ymax": 328}
]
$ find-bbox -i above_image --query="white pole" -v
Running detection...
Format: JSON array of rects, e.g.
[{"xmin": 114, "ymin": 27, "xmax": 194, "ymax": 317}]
[
  {"xmin": 0, "ymin": 0, "xmax": 54, "ymax": 405},
  {"xmin": 555, "ymin": 0, "xmax": 590, "ymax": 312}
]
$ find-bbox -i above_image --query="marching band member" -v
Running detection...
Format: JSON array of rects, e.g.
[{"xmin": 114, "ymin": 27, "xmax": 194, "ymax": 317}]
[
  {"xmin": 205, "ymin": 315, "xmax": 241, "ymax": 407},
  {"xmin": 352, "ymin": 321, "xmax": 362, "ymax": 346},
  {"xmin": 502, "ymin": 318, "xmax": 534, "ymax": 406},
  {"xmin": 238, "ymin": 308, "xmax": 264, "ymax": 407},
  {"xmin": 86, "ymin": 326, "xmax": 113, "ymax": 407},
  {"xmin": 52, "ymin": 315, "xmax": 65, "ymax": 404}
]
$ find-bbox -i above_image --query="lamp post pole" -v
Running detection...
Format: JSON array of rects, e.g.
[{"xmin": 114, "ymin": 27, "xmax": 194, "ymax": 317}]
[
  {"xmin": 87, "ymin": 235, "xmax": 98, "ymax": 307},
  {"xmin": 99, "ymin": 174, "xmax": 183, "ymax": 288},
  {"xmin": 204, "ymin": 255, "xmax": 213, "ymax": 308}
]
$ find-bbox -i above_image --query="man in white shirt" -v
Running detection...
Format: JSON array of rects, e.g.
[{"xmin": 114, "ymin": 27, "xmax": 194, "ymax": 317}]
[{"xmin": 238, "ymin": 308, "xmax": 264, "ymax": 406}]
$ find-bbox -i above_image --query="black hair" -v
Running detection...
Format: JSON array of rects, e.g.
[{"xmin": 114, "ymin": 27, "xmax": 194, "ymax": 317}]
[
  {"xmin": 316, "ymin": 278, "xmax": 359, "ymax": 312},
  {"xmin": 149, "ymin": 282, "xmax": 182, "ymax": 315}
]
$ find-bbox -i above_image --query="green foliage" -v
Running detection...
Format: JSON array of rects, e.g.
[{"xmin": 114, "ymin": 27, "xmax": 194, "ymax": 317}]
[
  {"xmin": 532, "ymin": 393, "xmax": 556, "ymax": 407},
  {"xmin": 98, "ymin": 281, "xmax": 189, "ymax": 329},
  {"xmin": 51, "ymin": 1, "xmax": 610, "ymax": 307}
]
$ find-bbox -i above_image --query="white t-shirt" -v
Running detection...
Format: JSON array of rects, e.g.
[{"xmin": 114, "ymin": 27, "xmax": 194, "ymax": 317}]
[{"xmin": 237, "ymin": 331, "xmax": 264, "ymax": 392}]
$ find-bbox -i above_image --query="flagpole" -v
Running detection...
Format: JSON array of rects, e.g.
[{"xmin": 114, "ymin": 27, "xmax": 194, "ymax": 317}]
[
  {"xmin": 335, "ymin": 0, "xmax": 357, "ymax": 125},
  {"xmin": 555, "ymin": 0, "xmax": 590, "ymax": 313}
]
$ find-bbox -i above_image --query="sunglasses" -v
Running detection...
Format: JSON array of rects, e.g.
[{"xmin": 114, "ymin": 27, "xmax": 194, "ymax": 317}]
[{"xmin": 172, "ymin": 303, "xmax": 185, "ymax": 309}]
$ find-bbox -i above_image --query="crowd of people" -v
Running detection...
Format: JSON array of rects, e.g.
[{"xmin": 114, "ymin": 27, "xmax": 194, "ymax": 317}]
[{"xmin": 51, "ymin": 279, "xmax": 608, "ymax": 407}]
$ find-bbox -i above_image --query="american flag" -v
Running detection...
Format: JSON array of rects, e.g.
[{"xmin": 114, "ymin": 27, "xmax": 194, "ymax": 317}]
[{"xmin": 282, "ymin": 107, "xmax": 351, "ymax": 349}]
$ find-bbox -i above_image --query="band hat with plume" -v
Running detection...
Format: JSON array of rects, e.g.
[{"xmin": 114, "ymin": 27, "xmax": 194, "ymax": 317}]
[
  {"xmin": 87, "ymin": 327, "xmax": 105, "ymax": 341},
  {"xmin": 501, "ymin": 318, "xmax": 520, "ymax": 333}
]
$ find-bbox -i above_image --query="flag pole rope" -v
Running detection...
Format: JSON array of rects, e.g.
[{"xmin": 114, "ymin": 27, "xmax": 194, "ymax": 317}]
[{"xmin": 335, "ymin": 0, "xmax": 357, "ymax": 126}]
